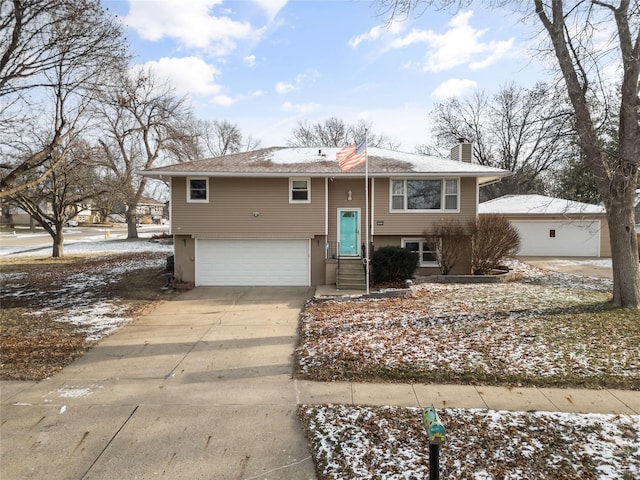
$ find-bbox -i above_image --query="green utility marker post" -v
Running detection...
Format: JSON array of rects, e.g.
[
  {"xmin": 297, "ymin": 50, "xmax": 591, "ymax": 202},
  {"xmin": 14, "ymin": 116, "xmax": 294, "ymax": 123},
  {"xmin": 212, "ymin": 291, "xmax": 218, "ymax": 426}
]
[{"xmin": 422, "ymin": 406, "xmax": 446, "ymax": 480}]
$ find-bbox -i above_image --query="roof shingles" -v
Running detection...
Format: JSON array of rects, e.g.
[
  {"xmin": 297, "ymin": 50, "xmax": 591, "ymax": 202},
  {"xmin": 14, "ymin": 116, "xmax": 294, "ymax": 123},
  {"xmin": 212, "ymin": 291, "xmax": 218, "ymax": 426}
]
[{"xmin": 142, "ymin": 147, "xmax": 511, "ymax": 180}]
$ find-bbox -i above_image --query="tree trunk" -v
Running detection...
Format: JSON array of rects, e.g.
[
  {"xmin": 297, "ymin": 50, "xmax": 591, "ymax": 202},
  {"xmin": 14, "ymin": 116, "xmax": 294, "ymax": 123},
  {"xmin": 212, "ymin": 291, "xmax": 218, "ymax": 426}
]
[
  {"xmin": 52, "ymin": 229, "xmax": 64, "ymax": 258},
  {"xmin": 126, "ymin": 211, "xmax": 138, "ymax": 239},
  {"xmin": 607, "ymin": 191, "xmax": 640, "ymax": 308},
  {"xmin": 534, "ymin": 0, "xmax": 640, "ymax": 308}
]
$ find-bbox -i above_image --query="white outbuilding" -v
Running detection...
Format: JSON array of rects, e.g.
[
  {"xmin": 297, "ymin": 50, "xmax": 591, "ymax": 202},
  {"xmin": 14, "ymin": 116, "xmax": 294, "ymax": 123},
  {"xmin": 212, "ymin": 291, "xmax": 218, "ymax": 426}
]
[{"xmin": 479, "ymin": 194, "xmax": 610, "ymax": 257}]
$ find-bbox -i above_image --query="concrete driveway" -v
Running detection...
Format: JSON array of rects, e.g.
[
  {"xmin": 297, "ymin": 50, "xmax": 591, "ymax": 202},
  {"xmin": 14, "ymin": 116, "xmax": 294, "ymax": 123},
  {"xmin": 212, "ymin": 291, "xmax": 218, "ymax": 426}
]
[
  {"xmin": 1, "ymin": 287, "xmax": 317, "ymax": 480},
  {"xmin": 518, "ymin": 256, "xmax": 613, "ymax": 279}
]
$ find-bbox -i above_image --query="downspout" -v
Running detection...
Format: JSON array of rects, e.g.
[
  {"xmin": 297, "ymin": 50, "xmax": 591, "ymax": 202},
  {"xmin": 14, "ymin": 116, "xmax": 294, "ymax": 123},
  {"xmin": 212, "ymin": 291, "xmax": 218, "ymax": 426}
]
[
  {"xmin": 371, "ymin": 177, "xmax": 375, "ymax": 237},
  {"xmin": 324, "ymin": 177, "xmax": 328, "ymax": 238}
]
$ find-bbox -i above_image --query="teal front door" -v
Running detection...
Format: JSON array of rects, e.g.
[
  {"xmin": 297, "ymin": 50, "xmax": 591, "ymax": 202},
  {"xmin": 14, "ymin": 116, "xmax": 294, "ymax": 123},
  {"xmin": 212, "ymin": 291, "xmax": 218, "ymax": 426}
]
[{"xmin": 338, "ymin": 209, "xmax": 360, "ymax": 256}]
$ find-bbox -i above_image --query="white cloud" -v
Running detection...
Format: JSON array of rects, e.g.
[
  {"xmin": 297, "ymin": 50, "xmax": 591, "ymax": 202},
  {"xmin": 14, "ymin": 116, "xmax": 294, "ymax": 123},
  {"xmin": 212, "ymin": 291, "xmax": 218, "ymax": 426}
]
[
  {"xmin": 275, "ymin": 81, "xmax": 298, "ymax": 94},
  {"xmin": 469, "ymin": 40, "xmax": 513, "ymax": 70},
  {"xmin": 252, "ymin": 0, "xmax": 288, "ymax": 21},
  {"xmin": 296, "ymin": 69, "xmax": 320, "ymax": 84},
  {"xmin": 389, "ymin": 10, "xmax": 514, "ymax": 72},
  {"xmin": 281, "ymin": 101, "xmax": 319, "ymax": 113},
  {"xmin": 432, "ymin": 78, "xmax": 477, "ymax": 99},
  {"xmin": 124, "ymin": 0, "xmax": 262, "ymax": 55},
  {"xmin": 243, "ymin": 55, "xmax": 257, "ymax": 67},
  {"xmin": 141, "ymin": 56, "xmax": 222, "ymax": 96},
  {"xmin": 275, "ymin": 69, "xmax": 318, "ymax": 96},
  {"xmin": 349, "ymin": 19, "xmax": 405, "ymax": 48},
  {"xmin": 212, "ymin": 95, "xmax": 236, "ymax": 106}
]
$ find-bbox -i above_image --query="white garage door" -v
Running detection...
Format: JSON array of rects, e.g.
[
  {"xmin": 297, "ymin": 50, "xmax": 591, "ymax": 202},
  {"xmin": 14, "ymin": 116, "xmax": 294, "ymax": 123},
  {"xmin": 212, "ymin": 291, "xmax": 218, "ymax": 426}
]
[
  {"xmin": 195, "ymin": 239, "xmax": 310, "ymax": 286},
  {"xmin": 511, "ymin": 220, "xmax": 601, "ymax": 257}
]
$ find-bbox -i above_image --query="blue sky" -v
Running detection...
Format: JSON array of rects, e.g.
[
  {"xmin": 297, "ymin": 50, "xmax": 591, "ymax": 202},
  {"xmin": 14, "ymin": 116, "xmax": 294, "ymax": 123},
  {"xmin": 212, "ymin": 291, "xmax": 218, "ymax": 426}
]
[{"xmin": 104, "ymin": 0, "xmax": 547, "ymax": 152}]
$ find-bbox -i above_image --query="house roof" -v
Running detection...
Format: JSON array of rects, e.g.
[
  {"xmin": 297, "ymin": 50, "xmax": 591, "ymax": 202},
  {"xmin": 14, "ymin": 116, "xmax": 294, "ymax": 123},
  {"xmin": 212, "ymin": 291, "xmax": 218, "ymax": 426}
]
[
  {"xmin": 141, "ymin": 147, "xmax": 511, "ymax": 185},
  {"xmin": 479, "ymin": 194, "xmax": 606, "ymax": 215},
  {"xmin": 137, "ymin": 196, "xmax": 165, "ymax": 206}
]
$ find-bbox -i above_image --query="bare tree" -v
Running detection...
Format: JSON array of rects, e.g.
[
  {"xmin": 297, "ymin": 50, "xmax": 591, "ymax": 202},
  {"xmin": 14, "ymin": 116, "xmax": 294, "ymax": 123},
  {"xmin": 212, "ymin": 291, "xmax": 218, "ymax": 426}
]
[
  {"xmin": 472, "ymin": 215, "xmax": 521, "ymax": 275},
  {"xmin": 95, "ymin": 67, "xmax": 197, "ymax": 239},
  {"xmin": 195, "ymin": 119, "xmax": 261, "ymax": 157},
  {"xmin": 425, "ymin": 218, "xmax": 474, "ymax": 275},
  {"xmin": 534, "ymin": 0, "xmax": 639, "ymax": 308},
  {"xmin": 379, "ymin": 0, "xmax": 640, "ymax": 308},
  {"xmin": 287, "ymin": 117, "xmax": 401, "ymax": 148},
  {"xmin": 0, "ymin": 0, "xmax": 127, "ymax": 197},
  {"xmin": 427, "ymin": 83, "xmax": 574, "ymax": 199},
  {"xmin": 10, "ymin": 140, "xmax": 104, "ymax": 257}
]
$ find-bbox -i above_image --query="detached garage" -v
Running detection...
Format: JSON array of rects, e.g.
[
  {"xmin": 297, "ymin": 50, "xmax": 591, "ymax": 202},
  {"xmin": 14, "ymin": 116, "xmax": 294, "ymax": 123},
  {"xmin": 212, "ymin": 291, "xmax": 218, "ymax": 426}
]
[
  {"xmin": 195, "ymin": 239, "xmax": 310, "ymax": 286},
  {"xmin": 479, "ymin": 195, "xmax": 610, "ymax": 258}
]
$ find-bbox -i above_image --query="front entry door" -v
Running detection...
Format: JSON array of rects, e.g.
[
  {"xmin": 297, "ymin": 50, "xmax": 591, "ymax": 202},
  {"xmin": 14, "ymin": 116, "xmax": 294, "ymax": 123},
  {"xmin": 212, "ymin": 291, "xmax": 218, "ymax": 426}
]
[{"xmin": 338, "ymin": 209, "xmax": 360, "ymax": 256}]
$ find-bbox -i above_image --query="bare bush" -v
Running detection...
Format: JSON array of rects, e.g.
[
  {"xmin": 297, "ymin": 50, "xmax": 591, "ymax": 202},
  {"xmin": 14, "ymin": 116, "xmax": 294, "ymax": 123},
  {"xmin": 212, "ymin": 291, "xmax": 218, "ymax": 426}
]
[
  {"xmin": 472, "ymin": 215, "xmax": 520, "ymax": 275},
  {"xmin": 425, "ymin": 219, "xmax": 474, "ymax": 275}
]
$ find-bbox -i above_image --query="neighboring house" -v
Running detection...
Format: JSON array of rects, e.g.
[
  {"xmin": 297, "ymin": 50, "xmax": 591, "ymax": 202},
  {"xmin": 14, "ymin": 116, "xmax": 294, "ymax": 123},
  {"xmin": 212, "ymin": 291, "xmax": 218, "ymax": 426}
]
[
  {"xmin": 142, "ymin": 143, "xmax": 510, "ymax": 287},
  {"xmin": 0, "ymin": 202, "xmax": 30, "ymax": 226},
  {"xmin": 136, "ymin": 196, "xmax": 165, "ymax": 221},
  {"xmin": 479, "ymin": 194, "xmax": 610, "ymax": 257}
]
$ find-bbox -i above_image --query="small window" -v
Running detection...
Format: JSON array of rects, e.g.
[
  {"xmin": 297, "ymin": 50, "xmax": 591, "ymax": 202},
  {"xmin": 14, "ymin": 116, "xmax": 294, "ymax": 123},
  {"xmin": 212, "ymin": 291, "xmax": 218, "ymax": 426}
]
[
  {"xmin": 290, "ymin": 178, "xmax": 311, "ymax": 203},
  {"xmin": 402, "ymin": 238, "xmax": 438, "ymax": 267},
  {"xmin": 187, "ymin": 177, "xmax": 209, "ymax": 203},
  {"xmin": 391, "ymin": 180, "xmax": 405, "ymax": 210},
  {"xmin": 549, "ymin": 229, "xmax": 556, "ymax": 238},
  {"xmin": 444, "ymin": 179, "xmax": 458, "ymax": 210}
]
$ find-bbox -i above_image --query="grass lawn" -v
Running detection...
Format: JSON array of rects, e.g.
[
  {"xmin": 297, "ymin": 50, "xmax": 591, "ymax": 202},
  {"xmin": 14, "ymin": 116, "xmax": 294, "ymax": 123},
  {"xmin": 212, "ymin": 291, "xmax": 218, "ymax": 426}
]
[
  {"xmin": 300, "ymin": 404, "xmax": 640, "ymax": 480},
  {"xmin": 0, "ymin": 248, "xmax": 172, "ymax": 380},
  {"xmin": 295, "ymin": 262, "xmax": 640, "ymax": 390}
]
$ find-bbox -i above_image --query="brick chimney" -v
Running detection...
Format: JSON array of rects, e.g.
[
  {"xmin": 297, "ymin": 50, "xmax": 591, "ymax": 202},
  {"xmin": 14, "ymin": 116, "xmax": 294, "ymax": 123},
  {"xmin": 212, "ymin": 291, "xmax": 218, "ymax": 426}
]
[{"xmin": 450, "ymin": 138, "xmax": 473, "ymax": 163}]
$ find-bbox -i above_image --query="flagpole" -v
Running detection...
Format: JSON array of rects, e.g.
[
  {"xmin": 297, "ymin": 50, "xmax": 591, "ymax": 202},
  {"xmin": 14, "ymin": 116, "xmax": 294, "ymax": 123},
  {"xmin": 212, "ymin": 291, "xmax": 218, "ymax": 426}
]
[{"xmin": 364, "ymin": 130, "xmax": 370, "ymax": 295}]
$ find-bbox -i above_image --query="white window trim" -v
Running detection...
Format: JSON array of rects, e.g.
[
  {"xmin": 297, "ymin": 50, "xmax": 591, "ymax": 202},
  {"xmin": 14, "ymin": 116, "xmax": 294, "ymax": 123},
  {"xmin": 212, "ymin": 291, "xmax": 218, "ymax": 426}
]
[
  {"xmin": 402, "ymin": 237, "xmax": 439, "ymax": 267},
  {"xmin": 187, "ymin": 177, "xmax": 209, "ymax": 203},
  {"xmin": 389, "ymin": 178, "xmax": 460, "ymax": 213},
  {"xmin": 289, "ymin": 177, "xmax": 311, "ymax": 204}
]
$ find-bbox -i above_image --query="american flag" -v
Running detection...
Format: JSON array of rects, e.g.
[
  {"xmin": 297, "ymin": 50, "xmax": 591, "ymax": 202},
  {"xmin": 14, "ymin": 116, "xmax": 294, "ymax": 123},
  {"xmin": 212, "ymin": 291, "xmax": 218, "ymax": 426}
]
[{"xmin": 336, "ymin": 139, "xmax": 366, "ymax": 171}]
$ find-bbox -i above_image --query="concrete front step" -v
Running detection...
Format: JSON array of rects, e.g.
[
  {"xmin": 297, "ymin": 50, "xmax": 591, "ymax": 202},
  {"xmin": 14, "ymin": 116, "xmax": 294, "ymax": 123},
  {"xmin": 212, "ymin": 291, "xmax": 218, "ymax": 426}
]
[{"xmin": 337, "ymin": 259, "xmax": 367, "ymax": 289}]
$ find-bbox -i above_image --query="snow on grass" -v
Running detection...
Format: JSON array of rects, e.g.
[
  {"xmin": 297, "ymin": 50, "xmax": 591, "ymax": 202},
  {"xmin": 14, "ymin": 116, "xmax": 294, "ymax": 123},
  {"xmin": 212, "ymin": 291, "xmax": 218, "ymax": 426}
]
[
  {"xmin": 1, "ymin": 239, "xmax": 173, "ymax": 342},
  {"xmin": 296, "ymin": 261, "xmax": 638, "ymax": 388},
  {"xmin": 300, "ymin": 404, "xmax": 640, "ymax": 480}
]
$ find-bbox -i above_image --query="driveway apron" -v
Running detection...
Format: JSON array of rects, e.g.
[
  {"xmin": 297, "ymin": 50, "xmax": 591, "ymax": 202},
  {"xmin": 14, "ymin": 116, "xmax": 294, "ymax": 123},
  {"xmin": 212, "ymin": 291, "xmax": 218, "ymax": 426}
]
[{"xmin": 1, "ymin": 286, "xmax": 317, "ymax": 480}]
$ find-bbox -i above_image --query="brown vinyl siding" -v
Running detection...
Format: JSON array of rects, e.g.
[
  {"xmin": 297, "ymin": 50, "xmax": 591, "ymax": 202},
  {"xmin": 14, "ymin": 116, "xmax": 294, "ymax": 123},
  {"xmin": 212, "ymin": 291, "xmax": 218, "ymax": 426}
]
[
  {"xmin": 173, "ymin": 235, "xmax": 195, "ymax": 283},
  {"xmin": 372, "ymin": 235, "xmax": 472, "ymax": 275},
  {"xmin": 172, "ymin": 176, "xmax": 325, "ymax": 238},
  {"xmin": 310, "ymin": 235, "xmax": 328, "ymax": 285},
  {"xmin": 371, "ymin": 177, "xmax": 477, "ymax": 236}
]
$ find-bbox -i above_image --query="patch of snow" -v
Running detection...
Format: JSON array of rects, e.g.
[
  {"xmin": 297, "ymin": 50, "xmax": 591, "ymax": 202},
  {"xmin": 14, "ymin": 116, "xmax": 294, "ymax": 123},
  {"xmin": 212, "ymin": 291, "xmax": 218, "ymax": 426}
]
[
  {"xmin": 479, "ymin": 194, "xmax": 605, "ymax": 214},
  {"xmin": 1, "ymin": 239, "xmax": 172, "ymax": 341},
  {"xmin": 57, "ymin": 385, "xmax": 101, "ymax": 398},
  {"xmin": 301, "ymin": 405, "xmax": 640, "ymax": 480}
]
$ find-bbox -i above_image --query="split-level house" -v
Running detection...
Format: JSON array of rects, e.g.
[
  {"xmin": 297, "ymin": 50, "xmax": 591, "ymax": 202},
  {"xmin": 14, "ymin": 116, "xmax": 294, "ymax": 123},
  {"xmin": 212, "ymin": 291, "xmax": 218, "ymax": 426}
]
[{"xmin": 141, "ymin": 141, "xmax": 510, "ymax": 287}]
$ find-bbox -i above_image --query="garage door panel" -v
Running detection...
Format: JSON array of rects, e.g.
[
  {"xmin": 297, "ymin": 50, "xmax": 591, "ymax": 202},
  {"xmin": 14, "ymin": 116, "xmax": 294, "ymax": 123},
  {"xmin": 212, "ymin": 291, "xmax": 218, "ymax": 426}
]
[
  {"xmin": 512, "ymin": 220, "xmax": 600, "ymax": 257},
  {"xmin": 196, "ymin": 239, "xmax": 310, "ymax": 286}
]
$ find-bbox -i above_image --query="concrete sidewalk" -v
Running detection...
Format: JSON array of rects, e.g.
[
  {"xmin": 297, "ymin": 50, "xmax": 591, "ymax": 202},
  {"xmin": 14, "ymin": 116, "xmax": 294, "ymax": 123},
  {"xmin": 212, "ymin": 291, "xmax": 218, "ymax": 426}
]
[
  {"xmin": 2, "ymin": 286, "xmax": 638, "ymax": 480},
  {"xmin": 296, "ymin": 380, "xmax": 639, "ymax": 415}
]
